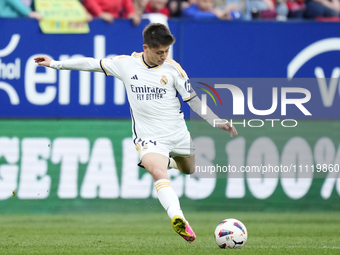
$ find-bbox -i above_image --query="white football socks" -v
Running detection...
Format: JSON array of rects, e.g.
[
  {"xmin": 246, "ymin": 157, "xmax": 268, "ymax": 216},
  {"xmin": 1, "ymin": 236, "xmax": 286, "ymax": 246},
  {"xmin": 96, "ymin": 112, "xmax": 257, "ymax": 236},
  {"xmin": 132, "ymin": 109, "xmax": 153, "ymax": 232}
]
[{"xmin": 155, "ymin": 179, "xmax": 185, "ymax": 221}]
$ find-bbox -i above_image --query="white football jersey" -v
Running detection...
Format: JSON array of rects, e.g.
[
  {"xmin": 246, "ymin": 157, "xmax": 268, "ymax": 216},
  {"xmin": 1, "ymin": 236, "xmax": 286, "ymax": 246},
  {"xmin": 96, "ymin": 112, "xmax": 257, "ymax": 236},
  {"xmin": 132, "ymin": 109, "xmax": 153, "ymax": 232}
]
[{"xmin": 100, "ymin": 52, "xmax": 196, "ymax": 143}]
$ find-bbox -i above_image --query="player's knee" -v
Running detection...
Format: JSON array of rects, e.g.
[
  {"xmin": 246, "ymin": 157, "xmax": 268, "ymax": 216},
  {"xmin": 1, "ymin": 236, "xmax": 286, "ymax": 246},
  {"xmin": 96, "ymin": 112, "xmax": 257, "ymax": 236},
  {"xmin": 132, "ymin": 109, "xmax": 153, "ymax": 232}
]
[{"xmin": 149, "ymin": 168, "xmax": 168, "ymax": 181}]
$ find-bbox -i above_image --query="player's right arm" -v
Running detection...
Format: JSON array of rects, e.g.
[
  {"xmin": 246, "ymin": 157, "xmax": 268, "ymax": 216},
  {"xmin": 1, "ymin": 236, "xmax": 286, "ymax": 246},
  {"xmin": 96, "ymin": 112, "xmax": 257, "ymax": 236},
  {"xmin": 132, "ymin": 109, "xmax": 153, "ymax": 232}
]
[
  {"xmin": 172, "ymin": 69, "xmax": 238, "ymax": 138},
  {"xmin": 34, "ymin": 55, "xmax": 103, "ymax": 73}
]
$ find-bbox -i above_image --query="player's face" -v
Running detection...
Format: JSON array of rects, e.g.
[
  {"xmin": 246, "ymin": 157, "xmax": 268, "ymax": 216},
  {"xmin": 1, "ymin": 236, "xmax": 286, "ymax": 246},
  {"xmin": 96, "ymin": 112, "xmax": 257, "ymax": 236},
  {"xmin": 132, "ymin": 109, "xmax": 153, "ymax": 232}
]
[{"xmin": 143, "ymin": 44, "xmax": 170, "ymax": 66}]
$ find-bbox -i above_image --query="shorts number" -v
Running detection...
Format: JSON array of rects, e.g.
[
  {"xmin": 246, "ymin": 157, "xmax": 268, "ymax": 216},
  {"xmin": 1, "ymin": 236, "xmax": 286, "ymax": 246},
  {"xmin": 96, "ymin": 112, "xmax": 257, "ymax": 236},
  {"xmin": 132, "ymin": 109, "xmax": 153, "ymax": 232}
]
[{"xmin": 141, "ymin": 140, "xmax": 157, "ymax": 147}]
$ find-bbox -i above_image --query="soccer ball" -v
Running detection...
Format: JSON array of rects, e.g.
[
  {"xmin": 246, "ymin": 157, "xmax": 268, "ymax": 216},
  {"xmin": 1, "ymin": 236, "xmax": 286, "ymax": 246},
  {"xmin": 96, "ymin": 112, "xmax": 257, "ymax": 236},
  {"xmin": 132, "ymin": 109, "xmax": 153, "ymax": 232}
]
[{"xmin": 214, "ymin": 218, "xmax": 247, "ymax": 249}]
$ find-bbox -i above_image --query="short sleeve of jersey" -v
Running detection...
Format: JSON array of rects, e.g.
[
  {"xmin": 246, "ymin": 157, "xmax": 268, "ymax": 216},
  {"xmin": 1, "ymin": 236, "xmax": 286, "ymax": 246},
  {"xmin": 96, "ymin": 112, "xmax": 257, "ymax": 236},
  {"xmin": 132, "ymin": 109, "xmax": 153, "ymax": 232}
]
[
  {"xmin": 174, "ymin": 73, "xmax": 197, "ymax": 102},
  {"xmin": 100, "ymin": 55, "xmax": 130, "ymax": 80}
]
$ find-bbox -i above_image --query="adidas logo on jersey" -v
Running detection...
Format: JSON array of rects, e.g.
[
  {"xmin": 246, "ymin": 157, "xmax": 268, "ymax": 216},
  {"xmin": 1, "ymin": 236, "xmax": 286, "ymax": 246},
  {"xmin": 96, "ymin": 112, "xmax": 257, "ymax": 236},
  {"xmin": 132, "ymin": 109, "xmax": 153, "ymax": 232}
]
[{"xmin": 131, "ymin": 75, "xmax": 138, "ymax": 80}]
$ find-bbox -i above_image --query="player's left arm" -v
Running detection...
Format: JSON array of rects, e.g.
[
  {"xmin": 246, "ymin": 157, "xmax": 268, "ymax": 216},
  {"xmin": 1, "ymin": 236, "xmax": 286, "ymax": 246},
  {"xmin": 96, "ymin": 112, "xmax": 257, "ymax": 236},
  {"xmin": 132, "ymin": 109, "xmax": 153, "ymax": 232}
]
[{"xmin": 174, "ymin": 74, "xmax": 238, "ymax": 138}]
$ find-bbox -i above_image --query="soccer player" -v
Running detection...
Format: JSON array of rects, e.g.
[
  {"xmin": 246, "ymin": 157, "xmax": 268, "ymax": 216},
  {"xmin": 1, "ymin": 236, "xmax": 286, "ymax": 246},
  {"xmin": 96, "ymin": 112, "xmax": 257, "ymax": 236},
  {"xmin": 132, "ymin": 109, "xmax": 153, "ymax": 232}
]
[{"xmin": 34, "ymin": 23, "xmax": 237, "ymax": 243}]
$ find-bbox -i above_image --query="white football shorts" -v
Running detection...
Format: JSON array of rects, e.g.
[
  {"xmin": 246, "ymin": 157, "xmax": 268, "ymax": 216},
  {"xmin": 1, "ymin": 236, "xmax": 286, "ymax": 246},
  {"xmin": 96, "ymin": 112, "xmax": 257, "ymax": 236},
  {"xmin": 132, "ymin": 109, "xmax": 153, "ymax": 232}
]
[{"xmin": 135, "ymin": 131, "xmax": 195, "ymax": 160}]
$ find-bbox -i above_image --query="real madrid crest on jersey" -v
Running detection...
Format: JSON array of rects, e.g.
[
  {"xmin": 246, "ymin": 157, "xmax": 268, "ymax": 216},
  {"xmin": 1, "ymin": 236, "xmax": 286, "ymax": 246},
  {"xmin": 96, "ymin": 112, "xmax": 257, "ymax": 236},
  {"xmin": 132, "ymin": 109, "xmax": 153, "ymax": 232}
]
[{"xmin": 160, "ymin": 75, "xmax": 168, "ymax": 86}]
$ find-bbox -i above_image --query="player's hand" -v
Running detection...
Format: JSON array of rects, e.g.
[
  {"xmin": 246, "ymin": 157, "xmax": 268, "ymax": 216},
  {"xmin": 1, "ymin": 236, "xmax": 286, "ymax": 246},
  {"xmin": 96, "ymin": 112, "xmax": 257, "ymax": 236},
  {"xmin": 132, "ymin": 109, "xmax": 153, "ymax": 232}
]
[
  {"xmin": 217, "ymin": 122, "xmax": 238, "ymax": 138},
  {"xmin": 34, "ymin": 56, "xmax": 53, "ymax": 67}
]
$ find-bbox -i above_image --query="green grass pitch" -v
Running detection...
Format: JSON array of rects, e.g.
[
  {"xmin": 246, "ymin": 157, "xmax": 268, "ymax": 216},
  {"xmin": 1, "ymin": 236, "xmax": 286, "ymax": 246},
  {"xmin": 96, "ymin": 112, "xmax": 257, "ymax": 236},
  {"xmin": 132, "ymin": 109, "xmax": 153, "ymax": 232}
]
[{"xmin": 0, "ymin": 212, "xmax": 339, "ymax": 255}]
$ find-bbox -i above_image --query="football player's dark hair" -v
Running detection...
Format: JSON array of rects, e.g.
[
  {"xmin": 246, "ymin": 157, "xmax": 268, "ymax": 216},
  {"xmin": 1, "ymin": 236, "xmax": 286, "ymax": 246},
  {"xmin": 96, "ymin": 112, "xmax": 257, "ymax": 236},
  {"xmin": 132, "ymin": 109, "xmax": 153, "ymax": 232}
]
[{"xmin": 143, "ymin": 23, "xmax": 175, "ymax": 49}]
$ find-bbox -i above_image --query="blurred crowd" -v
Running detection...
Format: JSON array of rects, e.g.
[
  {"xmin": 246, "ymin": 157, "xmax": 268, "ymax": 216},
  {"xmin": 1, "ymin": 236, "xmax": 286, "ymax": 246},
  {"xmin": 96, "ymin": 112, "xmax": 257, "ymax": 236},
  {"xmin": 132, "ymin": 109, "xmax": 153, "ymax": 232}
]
[{"xmin": 1, "ymin": 0, "xmax": 340, "ymax": 24}]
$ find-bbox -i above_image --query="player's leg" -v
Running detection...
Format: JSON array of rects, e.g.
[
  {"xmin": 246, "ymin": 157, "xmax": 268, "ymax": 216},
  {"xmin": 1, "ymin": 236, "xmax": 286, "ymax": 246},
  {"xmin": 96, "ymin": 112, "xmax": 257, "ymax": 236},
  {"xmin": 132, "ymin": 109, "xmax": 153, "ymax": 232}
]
[
  {"xmin": 173, "ymin": 155, "xmax": 195, "ymax": 175},
  {"xmin": 171, "ymin": 131, "xmax": 196, "ymax": 175},
  {"xmin": 141, "ymin": 152, "xmax": 169, "ymax": 181},
  {"xmin": 141, "ymin": 152, "xmax": 195, "ymax": 242},
  {"xmin": 167, "ymin": 154, "xmax": 196, "ymax": 242}
]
